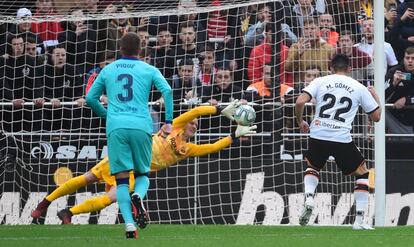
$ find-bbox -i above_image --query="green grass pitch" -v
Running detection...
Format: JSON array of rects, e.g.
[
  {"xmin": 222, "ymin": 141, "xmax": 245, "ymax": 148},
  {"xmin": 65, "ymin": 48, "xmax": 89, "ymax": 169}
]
[{"xmin": 0, "ymin": 225, "xmax": 413, "ymax": 247}]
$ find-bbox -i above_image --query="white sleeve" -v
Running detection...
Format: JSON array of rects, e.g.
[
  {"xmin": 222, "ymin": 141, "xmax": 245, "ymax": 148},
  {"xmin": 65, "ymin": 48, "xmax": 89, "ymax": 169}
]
[
  {"xmin": 385, "ymin": 43, "xmax": 398, "ymax": 67},
  {"xmin": 360, "ymin": 86, "xmax": 379, "ymax": 114},
  {"xmin": 302, "ymin": 79, "xmax": 319, "ymax": 99}
]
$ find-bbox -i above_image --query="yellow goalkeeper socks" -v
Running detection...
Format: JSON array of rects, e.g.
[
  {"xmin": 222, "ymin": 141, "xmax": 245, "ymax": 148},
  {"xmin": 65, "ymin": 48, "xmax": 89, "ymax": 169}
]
[
  {"xmin": 46, "ymin": 175, "xmax": 88, "ymax": 202},
  {"xmin": 69, "ymin": 194, "xmax": 112, "ymax": 215}
]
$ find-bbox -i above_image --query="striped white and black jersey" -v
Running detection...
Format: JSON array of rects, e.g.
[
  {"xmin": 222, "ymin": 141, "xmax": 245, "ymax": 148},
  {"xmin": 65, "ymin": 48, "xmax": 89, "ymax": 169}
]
[{"xmin": 303, "ymin": 74, "xmax": 378, "ymax": 143}]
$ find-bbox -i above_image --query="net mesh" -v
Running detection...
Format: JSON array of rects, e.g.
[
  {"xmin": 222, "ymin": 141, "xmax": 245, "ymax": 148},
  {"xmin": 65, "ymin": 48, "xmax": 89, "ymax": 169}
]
[{"xmin": 0, "ymin": 0, "xmax": 376, "ymax": 225}]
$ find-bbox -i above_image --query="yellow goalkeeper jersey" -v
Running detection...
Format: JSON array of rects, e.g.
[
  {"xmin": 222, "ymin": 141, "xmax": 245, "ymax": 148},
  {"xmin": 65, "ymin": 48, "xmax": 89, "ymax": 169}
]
[{"xmin": 91, "ymin": 106, "xmax": 233, "ymax": 189}]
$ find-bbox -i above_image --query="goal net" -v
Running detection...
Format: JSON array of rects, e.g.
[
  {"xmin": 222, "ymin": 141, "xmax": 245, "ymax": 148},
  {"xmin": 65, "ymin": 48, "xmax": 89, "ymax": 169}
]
[{"xmin": 0, "ymin": 0, "xmax": 375, "ymax": 226}]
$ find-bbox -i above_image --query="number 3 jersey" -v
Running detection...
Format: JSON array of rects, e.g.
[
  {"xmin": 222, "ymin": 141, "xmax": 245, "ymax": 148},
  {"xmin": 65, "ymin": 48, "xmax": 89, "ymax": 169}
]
[
  {"xmin": 86, "ymin": 57, "xmax": 173, "ymax": 136},
  {"xmin": 303, "ymin": 74, "xmax": 378, "ymax": 143}
]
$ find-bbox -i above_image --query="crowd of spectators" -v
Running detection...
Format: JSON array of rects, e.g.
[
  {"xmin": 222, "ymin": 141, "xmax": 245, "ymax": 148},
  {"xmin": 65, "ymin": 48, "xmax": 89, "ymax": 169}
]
[{"xmin": 0, "ymin": 0, "xmax": 413, "ymax": 138}]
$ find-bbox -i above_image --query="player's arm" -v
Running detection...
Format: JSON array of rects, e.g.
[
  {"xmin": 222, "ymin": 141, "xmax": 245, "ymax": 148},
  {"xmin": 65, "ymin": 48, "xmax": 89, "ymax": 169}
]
[
  {"xmin": 152, "ymin": 68, "xmax": 173, "ymax": 123},
  {"xmin": 295, "ymin": 92, "xmax": 312, "ymax": 131},
  {"xmin": 173, "ymin": 106, "xmax": 218, "ymax": 128},
  {"xmin": 172, "ymin": 100, "xmax": 242, "ymax": 128},
  {"xmin": 365, "ymin": 86, "xmax": 381, "ymax": 122},
  {"xmin": 186, "ymin": 137, "xmax": 233, "ymax": 157},
  {"xmin": 186, "ymin": 125, "xmax": 257, "ymax": 157},
  {"xmin": 86, "ymin": 70, "xmax": 107, "ymax": 118}
]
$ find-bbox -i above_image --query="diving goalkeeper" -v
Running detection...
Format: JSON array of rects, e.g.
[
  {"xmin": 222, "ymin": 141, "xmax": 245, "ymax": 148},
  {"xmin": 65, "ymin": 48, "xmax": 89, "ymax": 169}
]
[{"xmin": 31, "ymin": 102, "xmax": 256, "ymax": 226}]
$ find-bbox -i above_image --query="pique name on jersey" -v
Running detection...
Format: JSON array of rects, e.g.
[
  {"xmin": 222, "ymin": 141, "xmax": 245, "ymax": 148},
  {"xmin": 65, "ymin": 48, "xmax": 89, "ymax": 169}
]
[
  {"xmin": 116, "ymin": 63, "xmax": 136, "ymax": 69},
  {"xmin": 326, "ymin": 83, "xmax": 354, "ymax": 94}
]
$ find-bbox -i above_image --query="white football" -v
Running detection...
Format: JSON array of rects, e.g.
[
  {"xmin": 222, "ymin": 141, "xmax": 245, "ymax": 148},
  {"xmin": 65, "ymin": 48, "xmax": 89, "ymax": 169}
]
[{"xmin": 234, "ymin": 105, "xmax": 256, "ymax": 126}]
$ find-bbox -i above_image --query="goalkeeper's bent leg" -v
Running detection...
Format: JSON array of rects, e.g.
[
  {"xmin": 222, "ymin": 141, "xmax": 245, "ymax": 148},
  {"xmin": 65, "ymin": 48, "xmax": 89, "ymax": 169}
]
[
  {"xmin": 45, "ymin": 174, "xmax": 89, "ymax": 202},
  {"xmin": 69, "ymin": 194, "xmax": 114, "ymax": 215},
  {"xmin": 32, "ymin": 173, "xmax": 93, "ymax": 219}
]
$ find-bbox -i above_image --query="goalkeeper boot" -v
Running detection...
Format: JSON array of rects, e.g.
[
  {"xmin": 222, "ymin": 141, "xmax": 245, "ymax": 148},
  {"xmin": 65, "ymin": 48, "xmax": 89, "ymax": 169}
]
[
  {"xmin": 131, "ymin": 194, "xmax": 148, "ymax": 229},
  {"xmin": 125, "ymin": 223, "xmax": 137, "ymax": 239},
  {"xmin": 31, "ymin": 198, "xmax": 51, "ymax": 219},
  {"xmin": 352, "ymin": 211, "xmax": 374, "ymax": 230},
  {"xmin": 57, "ymin": 209, "xmax": 73, "ymax": 224},
  {"xmin": 299, "ymin": 193, "xmax": 314, "ymax": 226}
]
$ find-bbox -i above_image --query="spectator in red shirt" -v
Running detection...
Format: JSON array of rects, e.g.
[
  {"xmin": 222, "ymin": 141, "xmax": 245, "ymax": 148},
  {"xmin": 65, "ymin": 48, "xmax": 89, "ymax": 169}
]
[
  {"xmin": 31, "ymin": 0, "xmax": 63, "ymax": 46},
  {"xmin": 248, "ymin": 23, "xmax": 293, "ymax": 87}
]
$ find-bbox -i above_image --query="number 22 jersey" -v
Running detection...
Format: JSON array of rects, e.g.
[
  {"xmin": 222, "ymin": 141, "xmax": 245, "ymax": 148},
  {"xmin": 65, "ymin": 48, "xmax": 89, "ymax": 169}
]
[{"xmin": 303, "ymin": 74, "xmax": 378, "ymax": 143}]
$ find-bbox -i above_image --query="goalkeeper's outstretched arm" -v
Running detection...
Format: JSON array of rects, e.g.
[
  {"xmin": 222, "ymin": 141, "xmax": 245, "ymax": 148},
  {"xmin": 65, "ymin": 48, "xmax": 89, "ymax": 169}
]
[
  {"xmin": 172, "ymin": 100, "xmax": 242, "ymax": 129},
  {"xmin": 186, "ymin": 125, "xmax": 257, "ymax": 157}
]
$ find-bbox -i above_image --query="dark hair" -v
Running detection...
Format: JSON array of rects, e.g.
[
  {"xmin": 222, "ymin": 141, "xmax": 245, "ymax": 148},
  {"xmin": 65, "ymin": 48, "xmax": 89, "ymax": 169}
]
[
  {"xmin": 137, "ymin": 25, "xmax": 149, "ymax": 33},
  {"xmin": 216, "ymin": 62, "xmax": 231, "ymax": 71},
  {"xmin": 179, "ymin": 21, "xmax": 195, "ymax": 32},
  {"xmin": 178, "ymin": 58, "xmax": 194, "ymax": 67},
  {"xmin": 331, "ymin": 54, "xmax": 349, "ymax": 72},
  {"xmin": 25, "ymin": 36, "xmax": 37, "ymax": 44},
  {"xmin": 120, "ymin": 32, "xmax": 141, "ymax": 56},
  {"xmin": 198, "ymin": 46, "xmax": 213, "ymax": 65},
  {"xmin": 7, "ymin": 34, "xmax": 23, "ymax": 43},
  {"xmin": 405, "ymin": 46, "xmax": 414, "ymax": 55},
  {"xmin": 46, "ymin": 44, "xmax": 66, "ymax": 66},
  {"xmin": 6, "ymin": 34, "xmax": 24, "ymax": 55},
  {"xmin": 158, "ymin": 24, "xmax": 170, "ymax": 34},
  {"xmin": 47, "ymin": 43, "xmax": 66, "ymax": 54},
  {"xmin": 264, "ymin": 22, "xmax": 274, "ymax": 33}
]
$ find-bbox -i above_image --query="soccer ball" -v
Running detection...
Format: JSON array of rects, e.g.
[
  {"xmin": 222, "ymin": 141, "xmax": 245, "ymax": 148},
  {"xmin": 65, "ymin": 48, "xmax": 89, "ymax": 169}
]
[{"xmin": 234, "ymin": 105, "xmax": 256, "ymax": 126}]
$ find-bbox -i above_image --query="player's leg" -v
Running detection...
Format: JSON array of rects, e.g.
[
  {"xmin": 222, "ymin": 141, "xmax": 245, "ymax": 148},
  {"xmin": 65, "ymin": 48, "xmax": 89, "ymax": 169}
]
[
  {"xmin": 130, "ymin": 130, "xmax": 152, "ymax": 229},
  {"xmin": 57, "ymin": 188, "xmax": 116, "ymax": 224},
  {"xmin": 351, "ymin": 164, "xmax": 373, "ymax": 230},
  {"xmin": 108, "ymin": 129, "xmax": 137, "ymax": 238},
  {"xmin": 31, "ymin": 171, "xmax": 99, "ymax": 219},
  {"xmin": 115, "ymin": 172, "xmax": 137, "ymax": 238},
  {"xmin": 131, "ymin": 173, "xmax": 149, "ymax": 229},
  {"xmin": 335, "ymin": 142, "xmax": 373, "ymax": 230},
  {"xmin": 300, "ymin": 138, "xmax": 329, "ymax": 226}
]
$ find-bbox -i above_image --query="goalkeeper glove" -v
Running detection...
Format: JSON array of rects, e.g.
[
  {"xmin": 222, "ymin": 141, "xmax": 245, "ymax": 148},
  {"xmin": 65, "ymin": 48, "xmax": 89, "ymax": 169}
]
[
  {"xmin": 235, "ymin": 125, "xmax": 257, "ymax": 138},
  {"xmin": 220, "ymin": 99, "xmax": 241, "ymax": 121}
]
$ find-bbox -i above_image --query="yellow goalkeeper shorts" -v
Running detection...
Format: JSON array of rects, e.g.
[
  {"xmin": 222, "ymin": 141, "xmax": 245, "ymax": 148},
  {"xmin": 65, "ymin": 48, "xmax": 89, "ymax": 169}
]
[{"xmin": 90, "ymin": 157, "xmax": 135, "ymax": 192}]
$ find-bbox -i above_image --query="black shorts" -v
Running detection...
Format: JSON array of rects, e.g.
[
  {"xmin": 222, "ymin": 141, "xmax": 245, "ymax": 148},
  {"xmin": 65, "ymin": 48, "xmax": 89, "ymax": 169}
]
[{"xmin": 304, "ymin": 138, "xmax": 365, "ymax": 175}]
